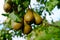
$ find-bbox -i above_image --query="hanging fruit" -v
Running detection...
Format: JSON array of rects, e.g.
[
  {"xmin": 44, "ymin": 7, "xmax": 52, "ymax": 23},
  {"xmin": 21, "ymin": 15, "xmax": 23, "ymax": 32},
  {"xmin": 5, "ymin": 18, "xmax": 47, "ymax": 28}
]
[
  {"xmin": 33, "ymin": 12, "xmax": 43, "ymax": 25},
  {"xmin": 11, "ymin": 20, "xmax": 23, "ymax": 30},
  {"xmin": 3, "ymin": 2, "xmax": 12, "ymax": 12},
  {"xmin": 23, "ymin": 24, "xmax": 32, "ymax": 34},
  {"xmin": 24, "ymin": 9, "xmax": 34, "ymax": 24}
]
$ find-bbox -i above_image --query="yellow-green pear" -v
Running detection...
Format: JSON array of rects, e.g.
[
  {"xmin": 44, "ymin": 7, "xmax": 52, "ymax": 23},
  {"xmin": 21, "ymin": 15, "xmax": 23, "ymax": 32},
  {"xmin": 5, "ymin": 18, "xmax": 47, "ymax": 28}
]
[
  {"xmin": 3, "ymin": 3, "xmax": 12, "ymax": 12},
  {"xmin": 23, "ymin": 24, "xmax": 32, "ymax": 34},
  {"xmin": 24, "ymin": 9, "xmax": 34, "ymax": 24},
  {"xmin": 33, "ymin": 12, "xmax": 43, "ymax": 25},
  {"xmin": 11, "ymin": 20, "xmax": 23, "ymax": 30}
]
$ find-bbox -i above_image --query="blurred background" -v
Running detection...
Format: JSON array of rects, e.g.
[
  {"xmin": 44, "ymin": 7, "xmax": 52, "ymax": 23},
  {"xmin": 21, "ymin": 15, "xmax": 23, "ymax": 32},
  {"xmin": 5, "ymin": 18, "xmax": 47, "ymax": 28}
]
[{"xmin": 0, "ymin": 0, "xmax": 60, "ymax": 40}]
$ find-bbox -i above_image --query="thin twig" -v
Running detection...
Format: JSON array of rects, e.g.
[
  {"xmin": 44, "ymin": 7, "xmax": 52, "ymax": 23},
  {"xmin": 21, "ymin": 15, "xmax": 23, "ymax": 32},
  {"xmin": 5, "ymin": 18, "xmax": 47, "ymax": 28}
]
[{"xmin": 48, "ymin": 23, "xmax": 60, "ymax": 28}]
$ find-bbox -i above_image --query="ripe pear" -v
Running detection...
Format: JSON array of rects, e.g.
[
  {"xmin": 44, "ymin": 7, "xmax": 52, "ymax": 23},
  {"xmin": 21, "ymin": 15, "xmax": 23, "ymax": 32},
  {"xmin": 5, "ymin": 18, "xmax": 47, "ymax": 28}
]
[
  {"xmin": 3, "ymin": 3, "xmax": 12, "ymax": 12},
  {"xmin": 23, "ymin": 24, "xmax": 32, "ymax": 34},
  {"xmin": 24, "ymin": 9, "xmax": 34, "ymax": 24},
  {"xmin": 11, "ymin": 21, "xmax": 23, "ymax": 30},
  {"xmin": 33, "ymin": 12, "xmax": 43, "ymax": 25}
]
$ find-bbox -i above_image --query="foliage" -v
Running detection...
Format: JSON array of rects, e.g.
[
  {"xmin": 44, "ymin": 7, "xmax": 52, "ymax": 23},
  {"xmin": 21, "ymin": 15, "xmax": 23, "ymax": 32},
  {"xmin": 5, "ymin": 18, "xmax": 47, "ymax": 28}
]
[
  {"xmin": 27, "ymin": 23, "xmax": 60, "ymax": 40},
  {"xmin": 0, "ymin": 0, "xmax": 60, "ymax": 40}
]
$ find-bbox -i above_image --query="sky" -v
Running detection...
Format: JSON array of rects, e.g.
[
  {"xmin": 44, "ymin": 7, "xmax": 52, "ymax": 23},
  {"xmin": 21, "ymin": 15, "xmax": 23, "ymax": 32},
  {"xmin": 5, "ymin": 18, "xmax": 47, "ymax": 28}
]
[
  {"xmin": 0, "ymin": 0, "xmax": 60, "ymax": 40},
  {"xmin": 0, "ymin": 0, "xmax": 6, "ymax": 24}
]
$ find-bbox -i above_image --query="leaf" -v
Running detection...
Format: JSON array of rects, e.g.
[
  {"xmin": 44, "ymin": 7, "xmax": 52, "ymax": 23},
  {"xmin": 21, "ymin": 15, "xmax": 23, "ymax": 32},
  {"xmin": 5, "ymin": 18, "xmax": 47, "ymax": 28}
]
[
  {"xmin": 15, "ymin": 0, "xmax": 21, "ymax": 5},
  {"xmin": 46, "ymin": 9, "xmax": 51, "ymax": 15},
  {"xmin": 18, "ymin": 5, "xmax": 22, "ymax": 12},
  {"xmin": 46, "ymin": 0, "xmax": 58, "ymax": 11},
  {"xmin": 2, "ymin": 14, "xmax": 9, "ymax": 17},
  {"xmin": 9, "ymin": 12, "xmax": 22, "ymax": 22},
  {"xmin": 23, "ymin": 1, "xmax": 30, "ymax": 8}
]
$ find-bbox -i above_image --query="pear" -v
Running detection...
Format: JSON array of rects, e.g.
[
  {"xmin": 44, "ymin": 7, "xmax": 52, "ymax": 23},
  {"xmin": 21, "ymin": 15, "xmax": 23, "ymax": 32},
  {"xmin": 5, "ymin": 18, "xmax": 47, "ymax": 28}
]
[
  {"xmin": 11, "ymin": 20, "xmax": 23, "ymax": 30},
  {"xmin": 33, "ymin": 12, "xmax": 43, "ymax": 25},
  {"xmin": 3, "ymin": 3, "xmax": 12, "ymax": 12},
  {"xmin": 23, "ymin": 24, "xmax": 32, "ymax": 34},
  {"xmin": 24, "ymin": 9, "xmax": 34, "ymax": 24},
  {"xmin": 11, "ymin": 22, "xmax": 22, "ymax": 30}
]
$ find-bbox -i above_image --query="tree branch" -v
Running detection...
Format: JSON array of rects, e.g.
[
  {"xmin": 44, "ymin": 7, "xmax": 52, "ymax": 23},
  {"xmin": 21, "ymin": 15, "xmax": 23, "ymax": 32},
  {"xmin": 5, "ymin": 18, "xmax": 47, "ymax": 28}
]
[{"xmin": 48, "ymin": 23, "xmax": 60, "ymax": 28}]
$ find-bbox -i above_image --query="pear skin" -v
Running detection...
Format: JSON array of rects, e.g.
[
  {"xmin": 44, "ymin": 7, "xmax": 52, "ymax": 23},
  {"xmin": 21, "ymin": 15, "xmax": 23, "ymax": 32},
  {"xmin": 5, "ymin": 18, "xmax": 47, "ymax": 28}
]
[
  {"xmin": 24, "ymin": 9, "xmax": 34, "ymax": 23},
  {"xmin": 11, "ymin": 21, "xmax": 23, "ymax": 30},
  {"xmin": 33, "ymin": 12, "xmax": 42, "ymax": 25},
  {"xmin": 23, "ymin": 24, "xmax": 32, "ymax": 34},
  {"xmin": 3, "ymin": 3, "xmax": 12, "ymax": 12}
]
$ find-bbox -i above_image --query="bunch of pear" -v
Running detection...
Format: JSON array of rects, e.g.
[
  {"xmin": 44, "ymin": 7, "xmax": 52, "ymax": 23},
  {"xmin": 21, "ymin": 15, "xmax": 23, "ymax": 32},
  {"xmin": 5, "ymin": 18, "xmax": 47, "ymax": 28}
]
[
  {"xmin": 11, "ymin": 9, "xmax": 43, "ymax": 34},
  {"xmin": 4, "ymin": 9, "xmax": 43, "ymax": 34},
  {"xmin": 3, "ymin": 1, "xmax": 43, "ymax": 34}
]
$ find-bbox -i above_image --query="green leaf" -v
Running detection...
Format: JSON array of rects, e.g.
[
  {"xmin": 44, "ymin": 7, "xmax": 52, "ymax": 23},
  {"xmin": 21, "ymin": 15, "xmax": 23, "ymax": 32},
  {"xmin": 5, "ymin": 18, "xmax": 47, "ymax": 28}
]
[
  {"xmin": 18, "ymin": 5, "xmax": 22, "ymax": 12},
  {"xmin": 2, "ymin": 14, "xmax": 9, "ymax": 17},
  {"xmin": 46, "ymin": 0, "xmax": 58, "ymax": 11},
  {"xmin": 9, "ymin": 12, "xmax": 22, "ymax": 22},
  {"xmin": 23, "ymin": 1, "xmax": 30, "ymax": 8},
  {"xmin": 16, "ymin": 0, "xmax": 21, "ymax": 5}
]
